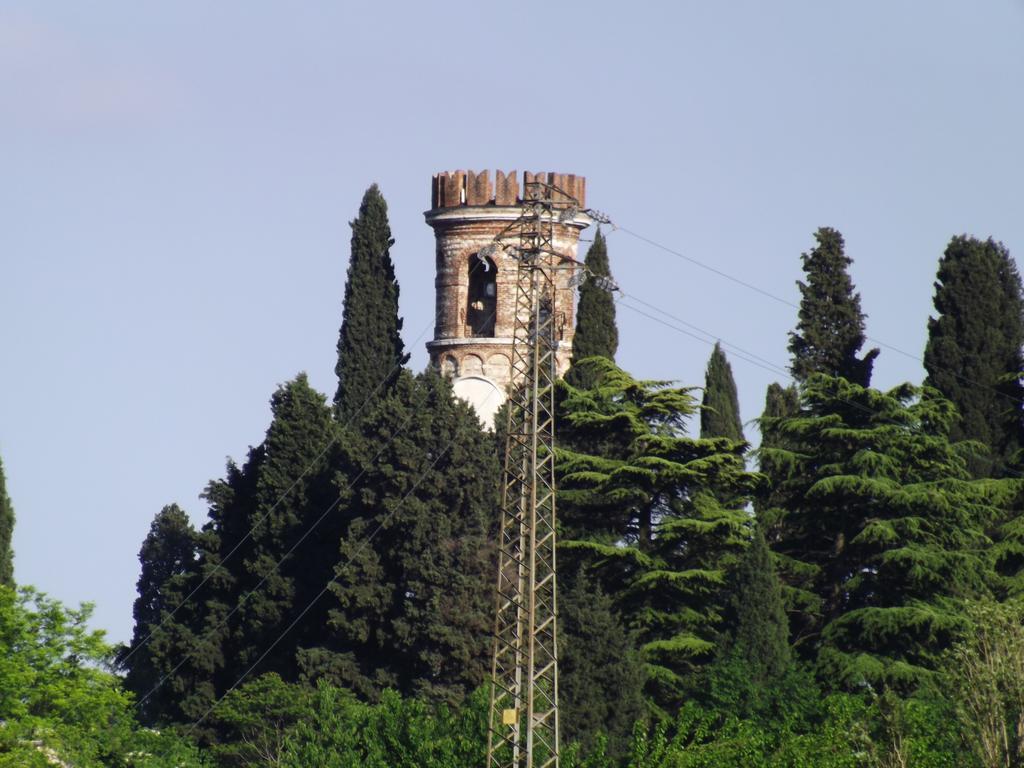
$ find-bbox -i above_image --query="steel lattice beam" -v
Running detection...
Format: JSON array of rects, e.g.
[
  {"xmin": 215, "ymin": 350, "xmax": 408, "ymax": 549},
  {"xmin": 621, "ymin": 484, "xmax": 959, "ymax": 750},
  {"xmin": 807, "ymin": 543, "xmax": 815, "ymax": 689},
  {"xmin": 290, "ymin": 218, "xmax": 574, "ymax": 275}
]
[{"xmin": 486, "ymin": 181, "xmax": 578, "ymax": 768}]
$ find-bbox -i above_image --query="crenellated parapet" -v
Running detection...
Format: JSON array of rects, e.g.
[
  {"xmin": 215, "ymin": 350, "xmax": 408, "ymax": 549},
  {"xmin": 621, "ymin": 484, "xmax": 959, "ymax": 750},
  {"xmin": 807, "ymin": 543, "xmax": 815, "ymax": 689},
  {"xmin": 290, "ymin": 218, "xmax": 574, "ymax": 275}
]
[
  {"xmin": 431, "ymin": 170, "xmax": 586, "ymax": 210},
  {"xmin": 425, "ymin": 168, "xmax": 590, "ymax": 427}
]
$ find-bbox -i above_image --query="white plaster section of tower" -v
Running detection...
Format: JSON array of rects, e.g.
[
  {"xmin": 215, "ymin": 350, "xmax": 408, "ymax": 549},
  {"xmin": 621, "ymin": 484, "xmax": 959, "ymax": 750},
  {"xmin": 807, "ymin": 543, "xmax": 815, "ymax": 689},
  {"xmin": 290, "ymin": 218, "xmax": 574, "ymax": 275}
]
[{"xmin": 424, "ymin": 170, "xmax": 591, "ymax": 427}]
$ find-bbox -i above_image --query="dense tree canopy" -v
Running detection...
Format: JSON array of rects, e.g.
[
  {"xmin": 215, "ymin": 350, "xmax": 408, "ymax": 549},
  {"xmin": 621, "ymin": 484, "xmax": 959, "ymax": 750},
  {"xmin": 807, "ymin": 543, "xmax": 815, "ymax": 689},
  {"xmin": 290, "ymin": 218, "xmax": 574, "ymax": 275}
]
[
  {"xmin": 760, "ymin": 375, "xmax": 1019, "ymax": 689},
  {"xmin": 100, "ymin": 179, "xmax": 1024, "ymax": 766},
  {"xmin": 557, "ymin": 358, "xmax": 757, "ymax": 709},
  {"xmin": 0, "ymin": 585, "xmax": 205, "ymax": 767},
  {"xmin": 923, "ymin": 235, "xmax": 1024, "ymax": 478},
  {"xmin": 313, "ymin": 370, "xmax": 498, "ymax": 705}
]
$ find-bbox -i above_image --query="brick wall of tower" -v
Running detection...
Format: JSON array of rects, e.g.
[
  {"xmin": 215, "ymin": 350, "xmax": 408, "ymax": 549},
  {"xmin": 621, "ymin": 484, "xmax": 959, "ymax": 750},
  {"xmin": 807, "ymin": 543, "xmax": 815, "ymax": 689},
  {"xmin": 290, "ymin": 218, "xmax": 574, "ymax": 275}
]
[{"xmin": 425, "ymin": 170, "xmax": 590, "ymax": 403}]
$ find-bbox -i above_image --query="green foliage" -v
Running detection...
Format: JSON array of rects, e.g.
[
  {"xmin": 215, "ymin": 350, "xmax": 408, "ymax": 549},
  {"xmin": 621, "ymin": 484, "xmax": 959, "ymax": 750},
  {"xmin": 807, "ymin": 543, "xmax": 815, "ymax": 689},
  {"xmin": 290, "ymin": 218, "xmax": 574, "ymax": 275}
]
[
  {"xmin": 334, "ymin": 184, "xmax": 409, "ymax": 423},
  {"xmin": 0, "ymin": 455, "xmax": 14, "ymax": 587},
  {"xmin": 756, "ymin": 382, "xmax": 799, "ymax": 517},
  {"xmin": 180, "ymin": 674, "xmax": 977, "ymax": 768},
  {"xmin": 939, "ymin": 597, "xmax": 1024, "ymax": 768},
  {"xmin": 559, "ymin": 568, "xmax": 647, "ymax": 760},
  {"xmin": 567, "ymin": 228, "xmax": 619, "ymax": 389},
  {"xmin": 788, "ymin": 227, "xmax": 879, "ymax": 387},
  {"xmin": 557, "ymin": 358, "xmax": 758, "ymax": 710},
  {"xmin": 313, "ymin": 369, "xmax": 498, "ymax": 704},
  {"xmin": 121, "ymin": 504, "xmax": 200, "ymax": 723},
  {"xmin": 700, "ymin": 343, "xmax": 744, "ymax": 443},
  {"xmin": 123, "ymin": 375, "xmax": 339, "ymax": 727},
  {"xmin": 281, "ymin": 683, "xmax": 489, "ymax": 768},
  {"xmin": 224, "ymin": 373, "xmax": 338, "ymax": 681},
  {"xmin": 205, "ymin": 673, "xmax": 315, "ymax": 767},
  {"xmin": 923, "ymin": 235, "xmax": 1024, "ymax": 479},
  {"xmin": 0, "ymin": 585, "xmax": 206, "ymax": 767},
  {"xmin": 721, "ymin": 524, "xmax": 792, "ymax": 690},
  {"xmin": 759, "ymin": 375, "xmax": 1019, "ymax": 689}
]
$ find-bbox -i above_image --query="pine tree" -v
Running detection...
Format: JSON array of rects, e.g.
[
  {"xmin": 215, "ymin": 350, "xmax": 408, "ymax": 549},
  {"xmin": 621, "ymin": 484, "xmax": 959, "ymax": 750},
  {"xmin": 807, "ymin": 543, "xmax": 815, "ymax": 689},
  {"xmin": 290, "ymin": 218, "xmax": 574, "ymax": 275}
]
[
  {"xmin": 923, "ymin": 235, "xmax": 1024, "ymax": 478},
  {"xmin": 0, "ymin": 455, "xmax": 14, "ymax": 587},
  {"xmin": 559, "ymin": 567, "xmax": 646, "ymax": 760},
  {"xmin": 700, "ymin": 342, "xmax": 744, "ymax": 442},
  {"xmin": 556, "ymin": 358, "xmax": 757, "ymax": 710},
  {"xmin": 311, "ymin": 370, "xmax": 498, "ymax": 704},
  {"xmin": 121, "ymin": 504, "xmax": 200, "ymax": 723},
  {"xmin": 788, "ymin": 227, "xmax": 879, "ymax": 387},
  {"xmin": 334, "ymin": 185, "xmax": 409, "ymax": 423},
  {"xmin": 761, "ymin": 375, "xmax": 1017, "ymax": 689},
  {"xmin": 566, "ymin": 228, "xmax": 618, "ymax": 390}
]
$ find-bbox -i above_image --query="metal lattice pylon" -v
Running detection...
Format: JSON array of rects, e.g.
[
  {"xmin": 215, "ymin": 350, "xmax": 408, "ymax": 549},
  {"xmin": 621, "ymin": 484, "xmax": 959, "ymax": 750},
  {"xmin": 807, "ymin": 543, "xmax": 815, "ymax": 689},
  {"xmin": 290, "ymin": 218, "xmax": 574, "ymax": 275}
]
[{"xmin": 486, "ymin": 181, "xmax": 579, "ymax": 768}]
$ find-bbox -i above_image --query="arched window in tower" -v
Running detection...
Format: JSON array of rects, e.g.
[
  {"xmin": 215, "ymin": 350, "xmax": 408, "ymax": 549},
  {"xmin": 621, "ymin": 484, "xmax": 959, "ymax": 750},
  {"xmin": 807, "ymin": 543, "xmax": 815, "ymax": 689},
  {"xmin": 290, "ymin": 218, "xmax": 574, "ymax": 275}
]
[{"xmin": 467, "ymin": 254, "xmax": 497, "ymax": 337}]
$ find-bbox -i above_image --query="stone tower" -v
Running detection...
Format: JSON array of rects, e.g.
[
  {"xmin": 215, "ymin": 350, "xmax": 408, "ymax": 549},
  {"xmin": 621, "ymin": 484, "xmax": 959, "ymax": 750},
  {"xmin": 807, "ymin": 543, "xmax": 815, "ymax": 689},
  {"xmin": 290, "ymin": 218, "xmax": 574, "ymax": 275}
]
[{"xmin": 425, "ymin": 170, "xmax": 590, "ymax": 426}]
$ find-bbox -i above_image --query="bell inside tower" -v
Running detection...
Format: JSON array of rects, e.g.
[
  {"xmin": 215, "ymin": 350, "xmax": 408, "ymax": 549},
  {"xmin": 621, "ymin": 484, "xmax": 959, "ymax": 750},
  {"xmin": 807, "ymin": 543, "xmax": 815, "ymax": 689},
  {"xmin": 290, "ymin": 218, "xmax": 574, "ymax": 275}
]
[{"xmin": 467, "ymin": 254, "xmax": 497, "ymax": 337}]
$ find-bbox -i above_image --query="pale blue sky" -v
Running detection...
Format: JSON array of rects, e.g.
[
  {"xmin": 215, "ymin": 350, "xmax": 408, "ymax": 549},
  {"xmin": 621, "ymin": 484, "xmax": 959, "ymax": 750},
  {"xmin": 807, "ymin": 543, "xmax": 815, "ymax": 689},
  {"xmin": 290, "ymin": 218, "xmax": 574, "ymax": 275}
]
[{"xmin": 2, "ymin": 2, "xmax": 1022, "ymax": 644}]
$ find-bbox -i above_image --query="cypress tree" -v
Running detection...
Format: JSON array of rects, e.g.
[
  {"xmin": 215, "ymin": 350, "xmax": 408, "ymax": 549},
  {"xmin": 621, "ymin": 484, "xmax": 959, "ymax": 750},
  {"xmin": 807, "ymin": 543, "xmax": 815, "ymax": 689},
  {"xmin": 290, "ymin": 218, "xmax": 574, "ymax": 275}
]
[
  {"xmin": 334, "ymin": 185, "xmax": 409, "ymax": 423},
  {"xmin": 727, "ymin": 524, "xmax": 791, "ymax": 682},
  {"xmin": 126, "ymin": 449, "xmax": 264, "ymax": 726},
  {"xmin": 121, "ymin": 504, "xmax": 200, "ymax": 723},
  {"xmin": 756, "ymin": 382, "xmax": 800, "ymax": 515},
  {"xmin": 128, "ymin": 376, "xmax": 340, "ymax": 726},
  {"xmin": 313, "ymin": 370, "xmax": 498, "ymax": 704},
  {"xmin": 788, "ymin": 227, "xmax": 879, "ymax": 387},
  {"xmin": 559, "ymin": 567, "xmax": 646, "ymax": 760},
  {"xmin": 923, "ymin": 235, "xmax": 1024, "ymax": 478},
  {"xmin": 707, "ymin": 524, "xmax": 794, "ymax": 720},
  {"xmin": 0, "ymin": 455, "xmax": 14, "ymax": 587},
  {"xmin": 566, "ymin": 228, "xmax": 618, "ymax": 389},
  {"xmin": 700, "ymin": 342, "xmax": 744, "ymax": 442},
  {"xmin": 226, "ymin": 373, "xmax": 338, "ymax": 682}
]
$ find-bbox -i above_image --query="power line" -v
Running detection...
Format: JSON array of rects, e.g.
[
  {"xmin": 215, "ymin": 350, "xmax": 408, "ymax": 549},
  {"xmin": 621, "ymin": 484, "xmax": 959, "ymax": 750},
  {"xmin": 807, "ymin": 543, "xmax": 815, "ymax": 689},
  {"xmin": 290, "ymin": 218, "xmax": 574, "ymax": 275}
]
[
  {"xmin": 132, "ymin": 305, "xmax": 502, "ymax": 712},
  {"xmin": 612, "ymin": 224, "xmax": 1024, "ymax": 412},
  {"xmin": 135, "ymin": 406, "xmax": 417, "ymax": 711},
  {"xmin": 182, "ymin": 380, "xmax": 508, "ymax": 735}
]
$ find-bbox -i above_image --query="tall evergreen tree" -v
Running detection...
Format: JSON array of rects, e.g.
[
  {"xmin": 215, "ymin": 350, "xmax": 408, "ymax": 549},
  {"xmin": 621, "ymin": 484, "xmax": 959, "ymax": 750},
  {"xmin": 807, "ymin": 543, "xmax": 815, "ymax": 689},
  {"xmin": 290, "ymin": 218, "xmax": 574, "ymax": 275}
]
[
  {"xmin": 334, "ymin": 185, "xmax": 409, "ymax": 422},
  {"xmin": 311, "ymin": 370, "xmax": 498, "ymax": 704},
  {"xmin": 923, "ymin": 235, "xmax": 1024, "ymax": 478},
  {"xmin": 566, "ymin": 228, "xmax": 618, "ymax": 389},
  {"xmin": 225, "ymin": 374, "xmax": 338, "ymax": 682},
  {"xmin": 756, "ymin": 382, "xmax": 800, "ymax": 515},
  {"xmin": 700, "ymin": 342, "xmax": 744, "ymax": 442},
  {"xmin": 121, "ymin": 504, "xmax": 200, "ymax": 723},
  {"xmin": 726, "ymin": 524, "xmax": 791, "ymax": 683},
  {"xmin": 760, "ymin": 375, "xmax": 1018, "ymax": 689},
  {"xmin": 788, "ymin": 227, "xmax": 879, "ymax": 387},
  {"xmin": 124, "ymin": 443, "xmax": 265, "ymax": 726},
  {"xmin": 125, "ymin": 376, "xmax": 340, "ymax": 727},
  {"xmin": 0, "ymin": 455, "xmax": 14, "ymax": 587},
  {"xmin": 557, "ymin": 358, "xmax": 757, "ymax": 710},
  {"xmin": 706, "ymin": 524, "xmax": 795, "ymax": 721},
  {"xmin": 559, "ymin": 567, "xmax": 646, "ymax": 760}
]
